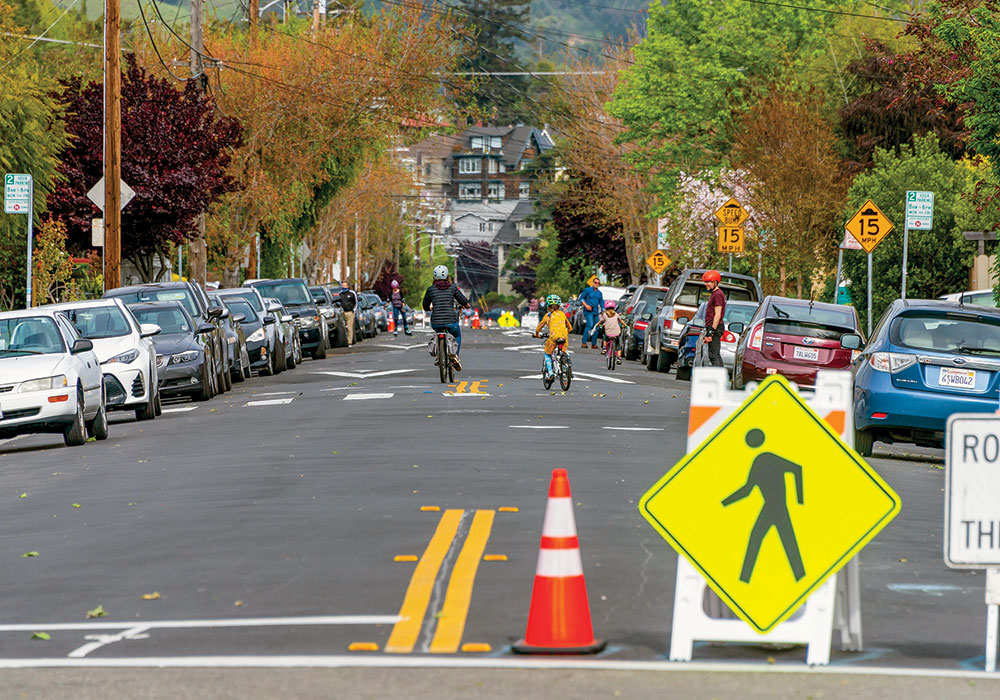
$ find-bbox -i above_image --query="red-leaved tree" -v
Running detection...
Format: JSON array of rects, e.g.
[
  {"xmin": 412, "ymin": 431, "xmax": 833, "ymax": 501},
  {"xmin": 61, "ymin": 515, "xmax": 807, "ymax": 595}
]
[{"xmin": 48, "ymin": 55, "xmax": 242, "ymax": 281}]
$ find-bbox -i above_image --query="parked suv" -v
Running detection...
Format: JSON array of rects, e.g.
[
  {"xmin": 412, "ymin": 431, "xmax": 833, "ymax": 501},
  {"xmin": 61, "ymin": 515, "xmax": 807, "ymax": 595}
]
[
  {"xmin": 730, "ymin": 296, "xmax": 863, "ymax": 390},
  {"xmin": 245, "ymin": 278, "xmax": 328, "ymax": 360},
  {"xmin": 310, "ymin": 285, "xmax": 348, "ymax": 348},
  {"xmin": 646, "ymin": 270, "xmax": 762, "ymax": 373},
  {"xmin": 103, "ymin": 281, "xmax": 229, "ymax": 396}
]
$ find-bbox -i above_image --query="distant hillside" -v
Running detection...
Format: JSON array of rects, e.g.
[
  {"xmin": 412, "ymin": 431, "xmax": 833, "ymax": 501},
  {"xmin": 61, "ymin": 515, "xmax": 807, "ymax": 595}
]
[{"xmin": 530, "ymin": 0, "xmax": 648, "ymax": 56}]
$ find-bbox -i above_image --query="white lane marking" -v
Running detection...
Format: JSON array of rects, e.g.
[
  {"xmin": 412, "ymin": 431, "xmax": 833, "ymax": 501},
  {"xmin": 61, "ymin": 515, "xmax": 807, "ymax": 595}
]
[
  {"xmin": 0, "ymin": 615, "xmax": 400, "ymax": 633},
  {"xmin": 504, "ymin": 344, "xmax": 542, "ymax": 352},
  {"xmin": 246, "ymin": 398, "xmax": 295, "ymax": 406},
  {"xmin": 161, "ymin": 406, "xmax": 198, "ymax": 414},
  {"xmin": 251, "ymin": 391, "xmax": 297, "ymax": 397},
  {"xmin": 69, "ymin": 625, "xmax": 150, "ymax": 658},
  {"xmin": 320, "ymin": 386, "xmax": 361, "ymax": 392},
  {"xmin": 388, "ymin": 385, "xmax": 437, "ymax": 390},
  {"xmin": 343, "ymin": 393, "xmax": 394, "ymax": 401},
  {"xmin": 509, "ymin": 425, "xmax": 568, "ymax": 429},
  {"xmin": 313, "ymin": 369, "xmax": 418, "ymax": 379},
  {"xmin": 571, "ymin": 371, "xmax": 634, "ymax": 385},
  {"xmin": 887, "ymin": 583, "xmax": 964, "ymax": 597},
  {"xmin": 602, "ymin": 426, "xmax": 664, "ymax": 432},
  {"xmin": 0, "ymin": 656, "xmax": 990, "ymax": 679}
]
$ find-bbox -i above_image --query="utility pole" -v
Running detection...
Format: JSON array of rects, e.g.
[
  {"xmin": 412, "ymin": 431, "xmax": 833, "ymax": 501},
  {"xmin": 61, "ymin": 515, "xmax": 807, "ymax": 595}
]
[
  {"xmin": 249, "ymin": 0, "xmax": 259, "ymax": 34},
  {"xmin": 354, "ymin": 214, "xmax": 360, "ymax": 287},
  {"xmin": 103, "ymin": 0, "xmax": 121, "ymax": 291},
  {"xmin": 341, "ymin": 229, "xmax": 347, "ymax": 283},
  {"xmin": 311, "ymin": 0, "xmax": 320, "ymax": 39},
  {"xmin": 188, "ymin": 0, "xmax": 208, "ymax": 288}
]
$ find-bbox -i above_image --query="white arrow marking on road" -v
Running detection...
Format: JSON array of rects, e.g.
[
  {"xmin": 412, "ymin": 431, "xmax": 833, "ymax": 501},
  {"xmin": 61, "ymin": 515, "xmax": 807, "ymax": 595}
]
[
  {"xmin": 601, "ymin": 426, "xmax": 664, "ymax": 432},
  {"xmin": 69, "ymin": 625, "xmax": 150, "ymax": 658},
  {"xmin": 313, "ymin": 369, "xmax": 418, "ymax": 379},
  {"xmin": 161, "ymin": 406, "xmax": 198, "ymax": 413},
  {"xmin": 504, "ymin": 345, "xmax": 542, "ymax": 352},
  {"xmin": 246, "ymin": 398, "xmax": 295, "ymax": 406},
  {"xmin": 508, "ymin": 425, "xmax": 569, "ymax": 429},
  {"xmin": 343, "ymin": 393, "xmax": 395, "ymax": 400}
]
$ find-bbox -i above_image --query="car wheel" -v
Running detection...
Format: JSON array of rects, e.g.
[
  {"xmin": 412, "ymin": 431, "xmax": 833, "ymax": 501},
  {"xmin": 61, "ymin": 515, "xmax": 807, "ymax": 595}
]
[
  {"xmin": 262, "ymin": 346, "xmax": 275, "ymax": 376},
  {"xmin": 855, "ymin": 429, "xmax": 874, "ymax": 458},
  {"xmin": 287, "ymin": 343, "xmax": 298, "ymax": 369},
  {"xmin": 221, "ymin": 356, "xmax": 232, "ymax": 392},
  {"xmin": 334, "ymin": 322, "xmax": 348, "ymax": 348},
  {"xmin": 656, "ymin": 350, "xmax": 672, "ymax": 373},
  {"xmin": 313, "ymin": 336, "xmax": 327, "ymax": 360},
  {"xmin": 154, "ymin": 391, "xmax": 162, "ymax": 416},
  {"xmin": 195, "ymin": 361, "xmax": 214, "ymax": 402},
  {"xmin": 646, "ymin": 349, "xmax": 658, "ymax": 371},
  {"xmin": 135, "ymin": 392, "xmax": 156, "ymax": 421},
  {"xmin": 675, "ymin": 365, "xmax": 691, "ymax": 381},
  {"xmin": 63, "ymin": 389, "xmax": 87, "ymax": 447},
  {"xmin": 275, "ymin": 344, "xmax": 286, "ymax": 373},
  {"xmin": 86, "ymin": 392, "xmax": 109, "ymax": 441}
]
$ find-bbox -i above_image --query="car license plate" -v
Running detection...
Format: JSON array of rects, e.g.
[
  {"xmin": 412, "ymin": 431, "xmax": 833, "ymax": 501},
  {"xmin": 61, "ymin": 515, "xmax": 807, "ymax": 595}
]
[
  {"xmin": 939, "ymin": 367, "xmax": 976, "ymax": 390},
  {"xmin": 793, "ymin": 346, "xmax": 819, "ymax": 362}
]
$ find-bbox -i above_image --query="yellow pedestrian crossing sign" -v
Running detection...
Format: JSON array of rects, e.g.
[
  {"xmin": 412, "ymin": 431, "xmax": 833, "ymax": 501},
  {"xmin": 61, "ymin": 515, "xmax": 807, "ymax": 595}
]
[{"xmin": 639, "ymin": 375, "xmax": 900, "ymax": 633}]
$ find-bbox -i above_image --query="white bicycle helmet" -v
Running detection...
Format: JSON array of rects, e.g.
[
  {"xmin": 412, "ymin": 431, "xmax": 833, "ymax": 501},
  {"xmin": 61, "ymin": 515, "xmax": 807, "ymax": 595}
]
[{"xmin": 433, "ymin": 265, "xmax": 449, "ymax": 280}]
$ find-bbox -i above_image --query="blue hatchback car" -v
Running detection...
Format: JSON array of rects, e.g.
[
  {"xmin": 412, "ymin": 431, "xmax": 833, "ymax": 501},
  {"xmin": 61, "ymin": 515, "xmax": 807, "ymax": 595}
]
[{"xmin": 853, "ymin": 299, "xmax": 1000, "ymax": 456}]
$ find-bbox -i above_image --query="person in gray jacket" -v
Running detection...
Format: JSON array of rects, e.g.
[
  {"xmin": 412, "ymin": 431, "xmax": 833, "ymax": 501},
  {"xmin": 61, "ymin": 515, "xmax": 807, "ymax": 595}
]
[{"xmin": 422, "ymin": 265, "xmax": 470, "ymax": 370}]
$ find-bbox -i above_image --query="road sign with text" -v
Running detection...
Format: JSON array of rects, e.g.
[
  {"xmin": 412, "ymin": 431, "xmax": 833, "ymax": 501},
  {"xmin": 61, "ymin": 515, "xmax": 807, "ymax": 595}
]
[
  {"xmin": 647, "ymin": 250, "xmax": 670, "ymax": 275},
  {"xmin": 905, "ymin": 190, "xmax": 933, "ymax": 231},
  {"xmin": 715, "ymin": 197, "xmax": 749, "ymax": 227},
  {"xmin": 718, "ymin": 226, "xmax": 744, "ymax": 254},
  {"xmin": 945, "ymin": 414, "xmax": 1000, "ymax": 568},
  {"xmin": 845, "ymin": 199, "xmax": 894, "ymax": 254},
  {"xmin": 639, "ymin": 375, "xmax": 900, "ymax": 633},
  {"xmin": 4, "ymin": 173, "xmax": 31, "ymax": 214}
]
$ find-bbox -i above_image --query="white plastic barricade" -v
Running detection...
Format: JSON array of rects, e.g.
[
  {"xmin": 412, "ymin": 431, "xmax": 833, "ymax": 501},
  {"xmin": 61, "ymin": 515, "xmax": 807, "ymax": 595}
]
[{"xmin": 668, "ymin": 367, "xmax": 863, "ymax": 666}]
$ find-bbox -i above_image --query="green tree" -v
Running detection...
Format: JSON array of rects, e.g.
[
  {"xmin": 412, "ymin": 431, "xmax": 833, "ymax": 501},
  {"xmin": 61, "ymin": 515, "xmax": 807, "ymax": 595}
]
[
  {"xmin": 0, "ymin": 2, "xmax": 67, "ymax": 309},
  {"xmin": 841, "ymin": 135, "xmax": 976, "ymax": 332}
]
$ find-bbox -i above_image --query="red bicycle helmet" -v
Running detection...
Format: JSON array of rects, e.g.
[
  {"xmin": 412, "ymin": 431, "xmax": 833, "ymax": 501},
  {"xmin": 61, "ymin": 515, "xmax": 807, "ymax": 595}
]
[{"xmin": 702, "ymin": 270, "xmax": 721, "ymax": 283}]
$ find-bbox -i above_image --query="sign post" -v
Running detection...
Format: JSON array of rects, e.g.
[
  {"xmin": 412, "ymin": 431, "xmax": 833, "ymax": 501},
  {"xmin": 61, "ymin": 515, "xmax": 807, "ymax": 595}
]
[
  {"xmin": 902, "ymin": 191, "xmax": 933, "ymax": 300},
  {"xmin": 4, "ymin": 174, "xmax": 34, "ymax": 308},
  {"xmin": 945, "ymin": 414, "xmax": 1000, "ymax": 671},
  {"xmin": 845, "ymin": 200, "xmax": 894, "ymax": 337}
]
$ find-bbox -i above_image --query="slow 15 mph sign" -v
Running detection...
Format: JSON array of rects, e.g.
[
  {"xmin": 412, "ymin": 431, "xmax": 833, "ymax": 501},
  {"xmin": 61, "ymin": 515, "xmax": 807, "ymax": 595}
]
[{"xmin": 946, "ymin": 414, "xmax": 1000, "ymax": 568}]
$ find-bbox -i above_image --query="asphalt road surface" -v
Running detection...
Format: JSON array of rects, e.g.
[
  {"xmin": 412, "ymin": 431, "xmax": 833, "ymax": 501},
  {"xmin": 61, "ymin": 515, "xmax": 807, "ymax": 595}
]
[{"xmin": 0, "ymin": 327, "xmax": 997, "ymax": 699}]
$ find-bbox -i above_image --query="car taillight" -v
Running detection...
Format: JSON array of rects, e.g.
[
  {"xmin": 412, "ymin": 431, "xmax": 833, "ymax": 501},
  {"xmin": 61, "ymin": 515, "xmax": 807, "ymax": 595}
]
[
  {"xmin": 626, "ymin": 306, "xmax": 633, "ymax": 314},
  {"xmin": 869, "ymin": 352, "xmax": 916, "ymax": 373},
  {"xmin": 748, "ymin": 323, "xmax": 764, "ymax": 350},
  {"xmin": 634, "ymin": 320, "xmax": 649, "ymax": 331},
  {"xmin": 662, "ymin": 318, "xmax": 672, "ymax": 331},
  {"xmin": 722, "ymin": 331, "xmax": 736, "ymax": 343}
]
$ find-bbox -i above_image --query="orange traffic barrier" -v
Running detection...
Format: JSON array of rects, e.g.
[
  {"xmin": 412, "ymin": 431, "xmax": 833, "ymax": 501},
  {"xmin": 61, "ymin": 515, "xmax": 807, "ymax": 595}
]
[{"xmin": 513, "ymin": 468, "xmax": 606, "ymax": 654}]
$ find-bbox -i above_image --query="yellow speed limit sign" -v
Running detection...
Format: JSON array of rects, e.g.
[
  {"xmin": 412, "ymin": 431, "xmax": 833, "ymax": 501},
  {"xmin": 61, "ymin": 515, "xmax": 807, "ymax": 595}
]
[
  {"xmin": 646, "ymin": 250, "xmax": 670, "ymax": 275},
  {"xmin": 718, "ymin": 226, "xmax": 744, "ymax": 254},
  {"xmin": 845, "ymin": 199, "xmax": 894, "ymax": 254}
]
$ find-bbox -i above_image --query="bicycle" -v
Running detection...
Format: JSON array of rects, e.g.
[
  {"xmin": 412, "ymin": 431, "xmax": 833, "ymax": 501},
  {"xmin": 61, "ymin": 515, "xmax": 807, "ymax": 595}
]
[
  {"xmin": 538, "ymin": 335, "xmax": 572, "ymax": 391},
  {"xmin": 435, "ymin": 330, "xmax": 456, "ymax": 384},
  {"xmin": 603, "ymin": 333, "xmax": 622, "ymax": 371}
]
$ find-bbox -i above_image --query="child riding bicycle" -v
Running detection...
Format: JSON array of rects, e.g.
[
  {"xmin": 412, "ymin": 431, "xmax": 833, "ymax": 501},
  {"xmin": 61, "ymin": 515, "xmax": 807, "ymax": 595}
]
[
  {"xmin": 533, "ymin": 294, "xmax": 573, "ymax": 378},
  {"xmin": 597, "ymin": 299, "xmax": 623, "ymax": 364}
]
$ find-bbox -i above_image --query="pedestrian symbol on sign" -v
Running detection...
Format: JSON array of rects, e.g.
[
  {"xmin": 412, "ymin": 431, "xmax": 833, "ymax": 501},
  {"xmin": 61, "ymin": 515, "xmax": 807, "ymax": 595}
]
[{"xmin": 722, "ymin": 428, "xmax": 805, "ymax": 583}]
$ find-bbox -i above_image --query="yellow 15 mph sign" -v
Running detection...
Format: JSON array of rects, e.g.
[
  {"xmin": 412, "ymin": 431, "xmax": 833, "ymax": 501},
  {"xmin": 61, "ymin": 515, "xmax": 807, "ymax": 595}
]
[
  {"xmin": 845, "ymin": 199, "xmax": 894, "ymax": 254},
  {"xmin": 639, "ymin": 376, "xmax": 900, "ymax": 633}
]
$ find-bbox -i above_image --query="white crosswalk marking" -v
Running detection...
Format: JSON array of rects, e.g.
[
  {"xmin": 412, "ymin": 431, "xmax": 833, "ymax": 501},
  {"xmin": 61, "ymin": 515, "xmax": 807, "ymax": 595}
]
[
  {"xmin": 161, "ymin": 406, "xmax": 198, "ymax": 414},
  {"xmin": 246, "ymin": 398, "xmax": 295, "ymax": 406},
  {"xmin": 602, "ymin": 426, "xmax": 664, "ymax": 432},
  {"xmin": 343, "ymin": 393, "xmax": 395, "ymax": 401},
  {"xmin": 313, "ymin": 369, "xmax": 418, "ymax": 379}
]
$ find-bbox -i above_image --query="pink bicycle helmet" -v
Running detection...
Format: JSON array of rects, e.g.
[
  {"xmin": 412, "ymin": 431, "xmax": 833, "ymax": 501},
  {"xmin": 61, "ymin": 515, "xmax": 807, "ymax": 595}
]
[
  {"xmin": 604, "ymin": 300, "xmax": 616, "ymax": 309},
  {"xmin": 390, "ymin": 280, "xmax": 399, "ymax": 288}
]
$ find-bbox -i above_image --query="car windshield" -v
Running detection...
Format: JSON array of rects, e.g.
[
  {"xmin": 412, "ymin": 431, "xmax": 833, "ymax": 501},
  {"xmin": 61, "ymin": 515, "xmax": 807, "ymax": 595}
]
[
  {"xmin": 890, "ymin": 312, "xmax": 1000, "ymax": 356},
  {"xmin": 255, "ymin": 282, "xmax": 311, "ymax": 305},
  {"xmin": 132, "ymin": 307, "xmax": 192, "ymax": 335},
  {"xmin": 63, "ymin": 306, "xmax": 131, "ymax": 339},
  {"xmin": 677, "ymin": 282, "xmax": 755, "ymax": 307},
  {"xmin": 769, "ymin": 303, "xmax": 856, "ymax": 329},
  {"xmin": 222, "ymin": 291, "xmax": 262, "ymax": 313},
  {"xmin": 0, "ymin": 317, "xmax": 65, "ymax": 355},
  {"xmin": 225, "ymin": 299, "xmax": 257, "ymax": 324},
  {"xmin": 118, "ymin": 289, "xmax": 199, "ymax": 317}
]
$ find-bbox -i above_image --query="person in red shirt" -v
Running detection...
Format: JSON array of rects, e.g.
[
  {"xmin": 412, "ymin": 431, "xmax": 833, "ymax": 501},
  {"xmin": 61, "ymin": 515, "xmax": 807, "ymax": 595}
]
[{"xmin": 703, "ymin": 270, "xmax": 726, "ymax": 368}]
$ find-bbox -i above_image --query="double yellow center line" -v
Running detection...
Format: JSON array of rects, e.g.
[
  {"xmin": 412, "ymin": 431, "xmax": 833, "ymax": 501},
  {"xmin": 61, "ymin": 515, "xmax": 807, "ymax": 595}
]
[{"xmin": 385, "ymin": 509, "xmax": 495, "ymax": 653}]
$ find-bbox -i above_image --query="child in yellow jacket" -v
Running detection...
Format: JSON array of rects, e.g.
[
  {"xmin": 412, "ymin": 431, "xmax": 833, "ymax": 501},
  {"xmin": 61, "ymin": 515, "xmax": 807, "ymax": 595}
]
[{"xmin": 534, "ymin": 294, "xmax": 573, "ymax": 375}]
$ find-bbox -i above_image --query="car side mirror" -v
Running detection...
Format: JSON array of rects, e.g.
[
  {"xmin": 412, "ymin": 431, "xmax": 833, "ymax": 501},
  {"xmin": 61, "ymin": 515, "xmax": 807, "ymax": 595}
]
[
  {"xmin": 196, "ymin": 322, "xmax": 215, "ymax": 335},
  {"xmin": 676, "ymin": 316, "xmax": 688, "ymax": 326},
  {"xmin": 263, "ymin": 314, "xmax": 276, "ymax": 325},
  {"xmin": 207, "ymin": 305, "xmax": 224, "ymax": 319},
  {"xmin": 841, "ymin": 333, "xmax": 863, "ymax": 350},
  {"xmin": 267, "ymin": 303, "xmax": 282, "ymax": 313},
  {"xmin": 232, "ymin": 314, "xmax": 246, "ymax": 323},
  {"xmin": 641, "ymin": 312, "xmax": 652, "ymax": 321},
  {"xmin": 281, "ymin": 314, "xmax": 293, "ymax": 324},
  {"xmin": 71, "ymin": 338, "xmax": 93, "ymax": 354},
  {"xmin": 728, "ymin": 322, "xmax": 745, "ymax": 335},
  {"xmin": 219, "ymin": 308, "xmax": 231, "ymax": 320},
  {"xmin": 139, "ymin": 323, "xmax": 162, "ymax": 338}
]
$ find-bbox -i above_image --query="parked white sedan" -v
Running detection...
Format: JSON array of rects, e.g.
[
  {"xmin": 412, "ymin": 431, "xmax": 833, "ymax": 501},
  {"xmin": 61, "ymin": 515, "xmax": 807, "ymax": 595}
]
[{"xmin": 0, "ymin": 309, "xmax": 107, "ymax": 446}]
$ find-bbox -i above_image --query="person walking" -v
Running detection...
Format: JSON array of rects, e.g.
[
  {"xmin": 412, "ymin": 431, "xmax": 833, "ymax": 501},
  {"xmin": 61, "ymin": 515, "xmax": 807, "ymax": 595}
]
[
  {"xmin": 422, "ymin": 265, "xmax": 470, "ymax": 371},
  {"xmin": 702, "ymin": 270, "xmax": 725, "ymax": 367},
  {"xmin": 389, "ymin": 280, "xmax": 411, "ymax": 337},
  {"xmin": 339, "ymin": 280, "xmax": 358, "ymax": 347},
  {"xmin": 578, "ymin": 277, "xmax": 604, "ymax": 349}
]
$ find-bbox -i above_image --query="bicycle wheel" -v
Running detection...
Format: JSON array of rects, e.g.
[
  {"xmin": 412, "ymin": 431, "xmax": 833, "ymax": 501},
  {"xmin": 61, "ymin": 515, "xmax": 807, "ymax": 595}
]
[
  {"xmin": 559, "ymin": 360, "xmax": 572, "ymax": 391},
  {"xmin": 438, "ymin": 337, "xmax": 447, "ymax": 383},
  {"xmin": 447, "ymin": 360, "xmax": 455, "ymax": 383}
]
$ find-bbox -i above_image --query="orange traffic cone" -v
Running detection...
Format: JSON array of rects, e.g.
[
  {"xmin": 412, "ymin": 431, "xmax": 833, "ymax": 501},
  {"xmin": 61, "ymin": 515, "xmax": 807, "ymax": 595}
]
[
  {"xmin": 513, "ymin": 468, "xmax": 606, "ymax": 654},
  {"xmin": 387, "ymin": 313, "xmax": 395, "ymax": 333}
]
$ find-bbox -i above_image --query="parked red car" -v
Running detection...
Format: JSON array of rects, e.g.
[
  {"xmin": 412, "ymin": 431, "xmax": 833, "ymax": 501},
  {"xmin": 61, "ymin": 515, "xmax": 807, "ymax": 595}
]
[{"xmin": 730, "ymin": 296, "xmax": 863, "ymax": 389}]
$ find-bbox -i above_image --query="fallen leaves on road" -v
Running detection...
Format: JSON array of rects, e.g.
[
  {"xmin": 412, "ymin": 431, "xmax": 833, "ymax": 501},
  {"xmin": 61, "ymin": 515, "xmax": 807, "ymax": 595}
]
[
  {"xmin": 21, "ymin": 551, "xmax": 39, "ymax": 558},
  {"xmin": 72, "ymin": 503, "xmax": 81, "ymax": 508},
  {"xmin": 19, "ymin": 493, "xmax": 26, "ymax": 498},
  {"xmin": 31, "ymin": 632, "xmax": 50, "ymax": 641},
  {"xmin": 141, "ymin": 592, "xmax": 161, "ymax": 600},
  {"xmin": 234, "ymin": 600, "xmax": 243, "ymax": 607},
  {"xmin": 86, "ymin": 605, "xmax": 106, "ymax": 619},
  {"xmin": 643, "ymin": 400, "xmax": 650, "ymax": 404}
]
